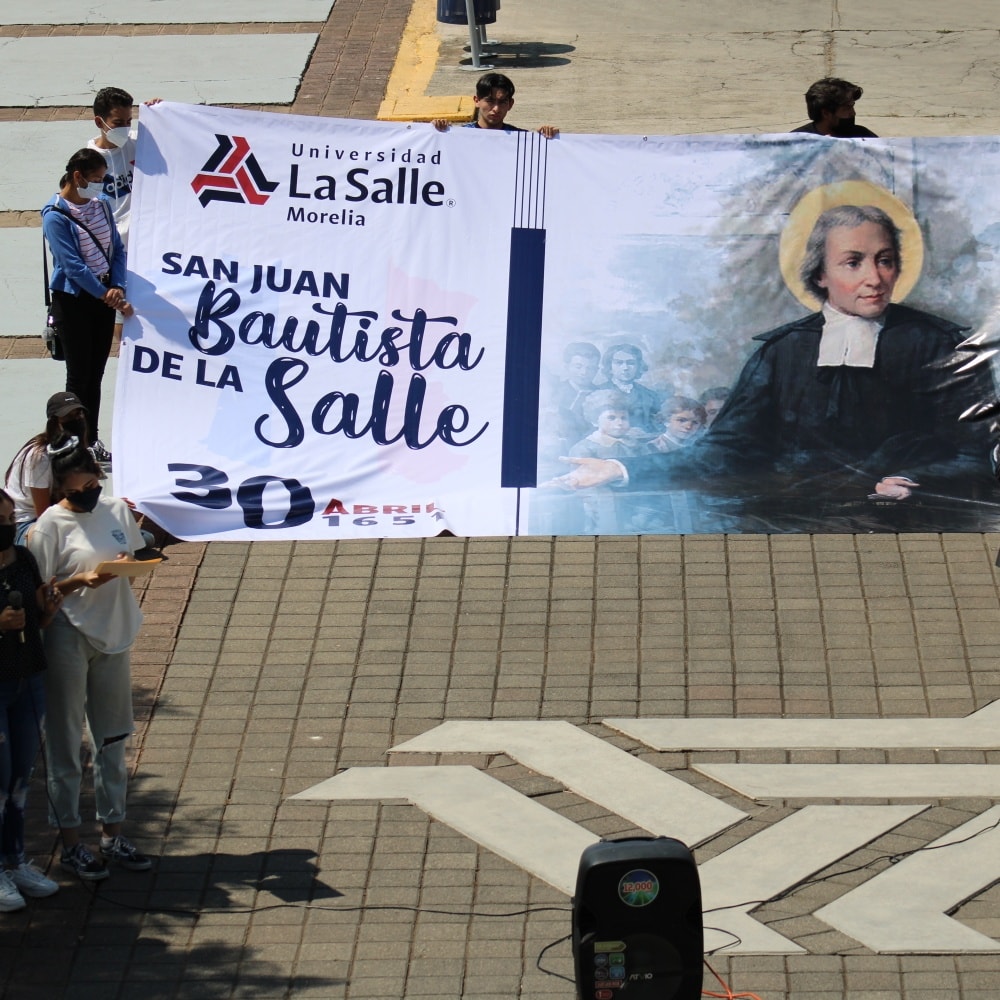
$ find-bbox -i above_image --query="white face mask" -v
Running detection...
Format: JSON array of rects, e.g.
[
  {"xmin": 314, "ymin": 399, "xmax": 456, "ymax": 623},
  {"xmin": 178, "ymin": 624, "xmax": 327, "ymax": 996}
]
[
  {"xmin": 103, "ymin": 126, "xmax": 131, "ymax": 148},
  {"xmin": 76, "ymin": 181, "xmax": 104, "ymax": 200}
]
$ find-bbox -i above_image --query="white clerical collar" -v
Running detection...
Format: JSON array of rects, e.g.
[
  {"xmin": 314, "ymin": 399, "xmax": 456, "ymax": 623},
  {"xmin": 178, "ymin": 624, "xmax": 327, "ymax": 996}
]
[{"xmin": 816, "ymin": 303, "xmax": 883, "ymax": 368}]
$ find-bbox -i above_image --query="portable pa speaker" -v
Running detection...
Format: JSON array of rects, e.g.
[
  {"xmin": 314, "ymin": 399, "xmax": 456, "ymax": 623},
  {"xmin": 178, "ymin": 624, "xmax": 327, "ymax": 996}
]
[{"xmin": 571, "ymin": 837, "xmax": 703, "ymax": 1000}]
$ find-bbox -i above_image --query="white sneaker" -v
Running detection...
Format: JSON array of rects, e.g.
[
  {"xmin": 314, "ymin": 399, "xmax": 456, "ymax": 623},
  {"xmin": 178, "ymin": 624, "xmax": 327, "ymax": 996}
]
[
  {"xmin": 8, "ymin": 860, "xmax": 59, "ymax": 898},
  {"xmin": 0, "ymin": 870, "xmax": 26, "ymax": 912}
]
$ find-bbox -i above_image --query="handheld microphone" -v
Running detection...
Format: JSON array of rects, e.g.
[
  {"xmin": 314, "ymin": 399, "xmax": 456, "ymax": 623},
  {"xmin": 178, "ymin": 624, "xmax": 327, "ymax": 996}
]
[{"xmin": 8, "ymin": 590, "xmax": 24, "ymax": 643}]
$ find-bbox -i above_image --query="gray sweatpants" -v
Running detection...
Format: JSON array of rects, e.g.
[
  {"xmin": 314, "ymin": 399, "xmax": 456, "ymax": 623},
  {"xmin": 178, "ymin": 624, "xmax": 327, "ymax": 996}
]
[{"xmin": 42, "ymin": 613, "xmax": 134, "ymax": 829}]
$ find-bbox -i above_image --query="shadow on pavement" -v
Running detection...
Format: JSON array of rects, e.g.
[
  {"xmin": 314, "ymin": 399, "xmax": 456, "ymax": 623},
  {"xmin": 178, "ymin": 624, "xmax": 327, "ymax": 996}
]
[
  {"xmin": 454, "ymin": 41, "xmax": 576, "ymax": 69},
  {"xmin": 1, "ymin": 842, "xmax": 347, "ymax": 997}
]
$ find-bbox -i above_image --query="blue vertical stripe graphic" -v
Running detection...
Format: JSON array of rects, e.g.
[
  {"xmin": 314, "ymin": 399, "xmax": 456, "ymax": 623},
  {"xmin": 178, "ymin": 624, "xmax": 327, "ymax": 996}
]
[
  {"xmin": 501, "ymin": 227, "xmax": 546, "ymax": 487},
  {"xmin": 501, "ymin": 133, "xmax": 549, "ymax": 489}
]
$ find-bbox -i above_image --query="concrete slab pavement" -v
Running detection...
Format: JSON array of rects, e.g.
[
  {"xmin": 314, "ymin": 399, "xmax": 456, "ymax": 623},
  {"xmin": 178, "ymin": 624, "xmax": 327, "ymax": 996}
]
[
  {"xmin": 0, "ymin": 35, "xmax": 319, "ymax": 106},
  {"xmin": 0, "ymin": 123, "xmax": 100, "ymax": 212},
  {"xmin": 2, "ymin": 1, "xmax": 1000, "ymax": 998},
  {"xmin": 409, "ymin": 0, "xmax": 1000, "ymax": 136},
  {"xmin": 0, "ymin": 1, "xmax": 334, "ymax": 24}
]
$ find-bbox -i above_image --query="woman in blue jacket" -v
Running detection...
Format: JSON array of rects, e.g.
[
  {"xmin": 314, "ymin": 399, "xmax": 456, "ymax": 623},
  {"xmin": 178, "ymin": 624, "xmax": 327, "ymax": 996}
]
[{"xmin": 41, "ymin": 149, "xmax": 134, "ymax": 461}]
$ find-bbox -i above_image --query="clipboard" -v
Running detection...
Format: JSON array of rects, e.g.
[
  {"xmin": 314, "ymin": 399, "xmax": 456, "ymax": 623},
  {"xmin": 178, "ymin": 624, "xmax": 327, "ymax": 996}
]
[{"xmin": 94, "ymin": 559, "xmax": 162, "ymax": 577}]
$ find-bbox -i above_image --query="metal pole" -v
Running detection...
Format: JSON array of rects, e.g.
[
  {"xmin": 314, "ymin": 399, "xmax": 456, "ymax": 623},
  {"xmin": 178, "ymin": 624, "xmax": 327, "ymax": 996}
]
[
  {"xmin": 465, "ymin": 23, "xmax": 498, "ymax": 54},
  {"xmin": 466, "ymin": 0, "xmax": 483, "ymax": 68}
]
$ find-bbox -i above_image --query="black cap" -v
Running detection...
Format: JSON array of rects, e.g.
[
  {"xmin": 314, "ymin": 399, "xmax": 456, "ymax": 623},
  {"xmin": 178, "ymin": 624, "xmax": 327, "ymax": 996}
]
[{"xmin": 46, "ymin": 392, "xmax": 86, "ymax": 419}]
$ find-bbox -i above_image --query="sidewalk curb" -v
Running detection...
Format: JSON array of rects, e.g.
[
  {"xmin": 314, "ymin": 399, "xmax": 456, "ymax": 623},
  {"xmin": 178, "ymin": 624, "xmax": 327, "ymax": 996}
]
[{"xmin": 378, "ymin": 0, "xmax": 473, "ymax": 122}]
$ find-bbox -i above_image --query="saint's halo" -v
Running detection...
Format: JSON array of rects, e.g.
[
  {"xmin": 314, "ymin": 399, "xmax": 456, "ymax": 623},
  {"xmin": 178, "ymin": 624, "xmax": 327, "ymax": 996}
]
[{"xmin": 779, "ymin": 180, "xmax": 924, "ymax": 311}]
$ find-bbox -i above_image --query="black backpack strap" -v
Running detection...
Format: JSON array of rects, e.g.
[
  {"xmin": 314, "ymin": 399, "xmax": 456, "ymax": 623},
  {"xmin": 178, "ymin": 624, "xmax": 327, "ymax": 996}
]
[{"xmin": 42, "ymin": 230, "xmax": 51, "ymax": 308}]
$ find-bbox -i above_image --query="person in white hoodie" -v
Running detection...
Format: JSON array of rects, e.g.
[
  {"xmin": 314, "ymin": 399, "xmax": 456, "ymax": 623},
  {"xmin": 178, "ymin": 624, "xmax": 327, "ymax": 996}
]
[
  {"xmin": 85, "ymin": 87, "xmax": 159, "ymax": 465},
  {"xmin": 87, "ymin": 87, "xmax": 138, "ymax": 249}
]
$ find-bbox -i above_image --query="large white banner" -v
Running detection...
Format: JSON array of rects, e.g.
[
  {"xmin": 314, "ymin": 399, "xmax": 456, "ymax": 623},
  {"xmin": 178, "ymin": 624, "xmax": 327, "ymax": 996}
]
[
  {"xmin": 119, "ymin": 103, "xmax": 1000, "ymax": 539},
  {"xmin": 119, "ymin": 102, "xmax": 522, "ymax": 539}
]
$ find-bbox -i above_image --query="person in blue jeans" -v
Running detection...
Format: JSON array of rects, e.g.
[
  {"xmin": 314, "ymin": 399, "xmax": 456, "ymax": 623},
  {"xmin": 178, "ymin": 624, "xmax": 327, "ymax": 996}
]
[{"xmin": 0, "ymin": 488, "xmax": 63, "ymax": 911}]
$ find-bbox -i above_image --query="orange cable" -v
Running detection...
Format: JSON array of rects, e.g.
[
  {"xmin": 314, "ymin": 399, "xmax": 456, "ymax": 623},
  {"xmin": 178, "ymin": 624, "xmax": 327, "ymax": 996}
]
[{"xmin": 703, "ymin": 957, "xmax": 764, "ymax": 1000}]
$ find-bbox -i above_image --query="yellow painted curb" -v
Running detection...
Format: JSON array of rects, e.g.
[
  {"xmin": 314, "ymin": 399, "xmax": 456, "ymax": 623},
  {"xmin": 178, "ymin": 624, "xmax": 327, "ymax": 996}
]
[
  {"xmin": 378, "ymin": 0, "xmax": 473, "ymax": 122},
  {"xmin": 379, "ymin": 95, "xmax": 475, "ymax": 123}
]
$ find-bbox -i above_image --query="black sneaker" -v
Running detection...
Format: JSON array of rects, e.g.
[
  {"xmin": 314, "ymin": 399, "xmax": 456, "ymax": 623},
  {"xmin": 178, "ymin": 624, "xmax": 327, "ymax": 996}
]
[
  {"xmin": 61, "ymin": 843, "xmax": 109, "ymax": 881},
  {"xmin": 100, "ymin": 835, "xmax": 152, "ymax": 872},
  {"xmin": 92, "ymin": 439, "xmax": 112, "ymax": 469}
]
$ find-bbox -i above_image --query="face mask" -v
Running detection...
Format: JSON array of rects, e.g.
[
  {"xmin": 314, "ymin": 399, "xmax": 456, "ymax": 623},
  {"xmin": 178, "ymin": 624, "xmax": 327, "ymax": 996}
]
[
  {"xmin": 61, "ymin": 418, "xmax": 87, "ymax": 440},
  {"xmin": 103, "ymin": 126, "xmax": 131, "ymax": 148},
  {"xmin": 0, "ymin": 524, "xmax": 15, "ymax": 551},
  {"xmin": 76, "ymin": 182, "xmax": 104, "ymax": 200},
  {"xmin": 66, "ymin": 484, "xmax": 102, "ymax": 513}
]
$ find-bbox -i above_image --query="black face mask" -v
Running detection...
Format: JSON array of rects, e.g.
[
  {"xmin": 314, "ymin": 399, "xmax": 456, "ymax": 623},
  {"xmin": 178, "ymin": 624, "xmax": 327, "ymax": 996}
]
[
  {"xmin": 0, "ymin": 524, "xmax": 15, "ymax": 551},
  {"xmin": 61, "ymin": 417, "xmax": 87, "ymax": 440},
  {"xmin": 831, "ymin": 115, "xmax": 857, "ymax": 136},
  {"xmin": 66, "ymin": 484, "xmax": 102, "ymax": 513}
]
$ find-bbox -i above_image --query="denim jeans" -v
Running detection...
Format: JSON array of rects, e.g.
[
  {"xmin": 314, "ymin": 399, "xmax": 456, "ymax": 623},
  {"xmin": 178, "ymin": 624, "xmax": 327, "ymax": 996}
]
[
  {"xmin": 42, "ymin": 613, "xmax": 133, "ymax": 829},
  {"xmin": 0, "ymin": 672, "xmax": 46, "ymax": 863}
]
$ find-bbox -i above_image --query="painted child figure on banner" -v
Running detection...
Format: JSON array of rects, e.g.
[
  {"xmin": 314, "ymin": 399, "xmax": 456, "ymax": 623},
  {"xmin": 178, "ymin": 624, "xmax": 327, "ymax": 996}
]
[
  {"xmin": 648, "ymin": 396, "xmax": 705, "ymax": 453},
  {"xmin": 598, "ymin": 343, "xmax": 661, "ymax": 438},
  {"xmin": 568, "ymin": 391, "xmax": 645, "ymax": 533},
  {"xmin": 698, "ymin": 387, "xmax": 730, "ymax": 429},
  {"xmin": 431, "ymin": 72, "xmax": 559, "ymax": 137},
  {"xmin": 552, "ymin": 182, "xmax": 998, "ymax": 532},
  {"xmin": 569, "ymin": 391, "xmax": 643, "ymax": 461},
  {"xmin": 549, "ymin": 341, "xmax": 601, "ymax": 446}
]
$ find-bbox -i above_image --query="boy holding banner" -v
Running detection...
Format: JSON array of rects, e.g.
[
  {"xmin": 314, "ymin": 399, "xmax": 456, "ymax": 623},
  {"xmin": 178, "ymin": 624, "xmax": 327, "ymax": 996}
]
[{"xmin": 432, "ymin": 72, "xmax": 558, "ymax": 138}]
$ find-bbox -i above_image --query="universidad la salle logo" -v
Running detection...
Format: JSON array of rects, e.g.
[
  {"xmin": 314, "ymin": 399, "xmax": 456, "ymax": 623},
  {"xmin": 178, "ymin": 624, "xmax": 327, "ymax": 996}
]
[{"xmin": 191, "ymin": 134, "xmax": 278, "ymax": 207}]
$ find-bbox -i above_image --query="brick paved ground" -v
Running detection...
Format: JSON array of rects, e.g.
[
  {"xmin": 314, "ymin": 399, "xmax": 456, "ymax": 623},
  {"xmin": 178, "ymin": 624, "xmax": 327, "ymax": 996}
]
[{"xmin": 7, "ymin": 532, "xmax": 1000, "ymax": 997}]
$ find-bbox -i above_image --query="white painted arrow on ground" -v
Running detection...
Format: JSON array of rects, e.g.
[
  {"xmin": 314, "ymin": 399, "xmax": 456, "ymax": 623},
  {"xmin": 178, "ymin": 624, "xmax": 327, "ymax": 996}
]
[
  {"xmin": 606, "ymin": 699, "xmax": 1000, "ymax": 750},
  {"xmin": 389, "ymin": 720, "xmax": 746, "ymax": 846},
  {"xmin": 695, "ymin": 764, "xmax": 1000, "ymax": 800},
  {"xmin": 293, "ymin": 766, "xmax": 924, "ymax": 952},
  {"xmin": 700, "ymin": 805, "xmax": 926, "ymax": 953},
  {"xmin": 292, "ymin": 765, "xmax": 597, "ymax": 894},
  {"xmin": 815, "ymin": 806, "xmax": 1000, "ymax": 952}
]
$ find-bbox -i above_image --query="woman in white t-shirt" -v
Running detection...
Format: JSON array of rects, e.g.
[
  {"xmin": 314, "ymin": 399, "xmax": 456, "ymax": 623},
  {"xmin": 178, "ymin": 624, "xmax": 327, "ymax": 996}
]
[
  {"xmin": 3, "ymin": 392, "xmax": 90, "ymax": 544},
  {"xmin": 41, "ymin": 148, "xmax": 134, "ymax": 459},
  {"xmin": 28, "ymin": 437, "xmax": 151, "ymax": 881}
]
